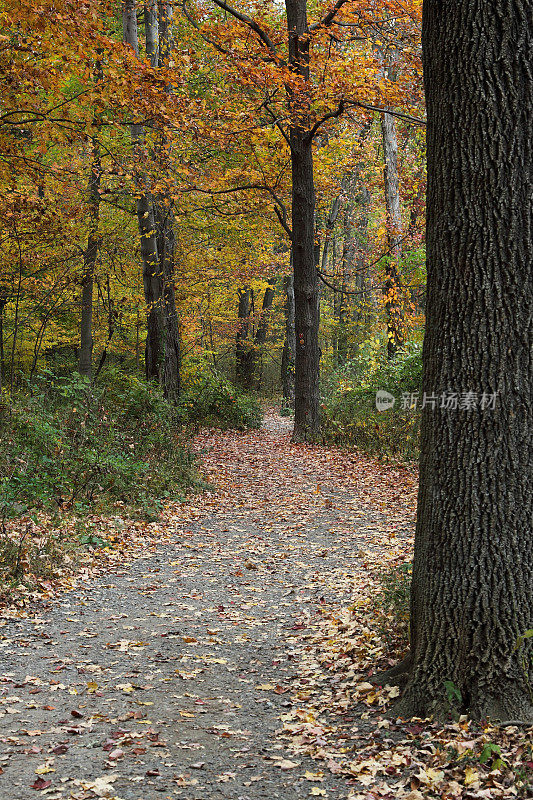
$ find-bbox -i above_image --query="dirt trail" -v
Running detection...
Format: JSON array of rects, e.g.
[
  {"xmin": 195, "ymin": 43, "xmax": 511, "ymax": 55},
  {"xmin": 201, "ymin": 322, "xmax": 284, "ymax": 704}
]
[{"xmin": 0, "ymin": 415, "xmax": 413, "ymax": 800}]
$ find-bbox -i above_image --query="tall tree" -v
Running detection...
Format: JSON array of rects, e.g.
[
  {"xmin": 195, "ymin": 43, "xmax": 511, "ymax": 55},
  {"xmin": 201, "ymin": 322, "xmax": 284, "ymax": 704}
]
[
  {"xmin": 393, "ymin": 0, "xmax": 532, "ymax": 722},
  {"xmin": 381, "ymin": 110, "xmax": 404, "ymax": 357},
  {"xmin": 235, "ymin": 286, "xmax": 252, "ymax": 388},
  {"xmin": 154, "ymin": 0, "xmax": 181, "ymax": 402},
  {"xmin": 122, "ymin": 0, "xmax": 181, "ymax": 399},
  {"xmin": 122, "ymin": 0, "xmax": 164, "ymax": 384},
  {"xmin": 281, "ymin": 271, "xmax": 296, "ymax": 407},
  {"xmin": 78, "ymin": 59, "xmax": 103, "ymax": 380}
]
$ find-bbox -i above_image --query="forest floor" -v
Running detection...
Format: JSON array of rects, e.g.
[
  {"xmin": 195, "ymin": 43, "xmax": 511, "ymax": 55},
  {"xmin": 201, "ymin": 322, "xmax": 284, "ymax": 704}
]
[{"xmin": 0, "ymin": 413, "xmax": 530, "ymax": 800}]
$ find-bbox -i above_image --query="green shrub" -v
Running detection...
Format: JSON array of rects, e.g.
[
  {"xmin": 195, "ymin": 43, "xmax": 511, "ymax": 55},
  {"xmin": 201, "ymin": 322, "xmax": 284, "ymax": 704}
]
[
  {"xmin": 322, "ymin": 341, "xmax": 422, "ymax": 461},
  {"xmin": 0, "ymin": 369, "xmax": 197, "ymax": 523},
  {"xmin": 178, "ymin": 369, "xmax": 263, "ymax": 431}
]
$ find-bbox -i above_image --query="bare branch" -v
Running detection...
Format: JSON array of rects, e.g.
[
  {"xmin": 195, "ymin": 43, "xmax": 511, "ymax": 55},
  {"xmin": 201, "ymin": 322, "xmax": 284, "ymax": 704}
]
[{"xmin": 346, "ymin": 100, "xmax": 426, "ymax": 127}]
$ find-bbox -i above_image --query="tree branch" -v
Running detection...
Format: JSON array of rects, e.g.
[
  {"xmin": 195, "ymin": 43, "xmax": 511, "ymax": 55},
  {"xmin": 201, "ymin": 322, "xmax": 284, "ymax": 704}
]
[
  {"xmin": 209, "ymin": 0, "xmax": 282, "ymax": 62},
  {"xmin": 346, "ymin": 100, "xmax": 426, "ymax": 126},
  {"xmin": 181, "ymin": 0, "xmax": 233, "ymax": 56},
  {"xmin": 317, "ymin": 269, "xmax": 373, "ymax": 296},
  {"xmin": 305, "ymin": 99, "xmax": 345, "ymax": 142},
  {"xmin": 310, "ymin": 0, "xmax": 350, "ymax": 31},
  {"xmin": 261, "ymin": 100, "xmax": 290, "ymax": 144}
]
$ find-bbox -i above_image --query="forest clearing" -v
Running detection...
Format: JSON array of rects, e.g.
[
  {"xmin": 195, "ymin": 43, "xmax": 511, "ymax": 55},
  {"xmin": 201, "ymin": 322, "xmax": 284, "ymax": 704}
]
[{"xmin": 0, "ymin": 0, "xmax": 531, "ymax": 797}]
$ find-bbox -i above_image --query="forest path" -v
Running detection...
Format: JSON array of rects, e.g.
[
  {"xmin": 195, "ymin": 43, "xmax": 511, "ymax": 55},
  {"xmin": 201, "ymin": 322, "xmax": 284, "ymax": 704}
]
[{"xmin": 0, "ymin": 414, "xmax": 414, "ymax": 800}]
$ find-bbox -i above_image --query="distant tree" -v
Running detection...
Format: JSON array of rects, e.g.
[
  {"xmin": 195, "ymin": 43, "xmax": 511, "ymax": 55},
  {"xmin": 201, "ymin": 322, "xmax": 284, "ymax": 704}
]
[{"xmin": 394, "ymin": 0, "xmax": 533, "ymax": 722}]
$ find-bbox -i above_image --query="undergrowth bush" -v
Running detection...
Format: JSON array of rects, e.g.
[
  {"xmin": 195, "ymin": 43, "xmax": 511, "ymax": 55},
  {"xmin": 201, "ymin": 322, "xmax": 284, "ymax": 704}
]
[
  {"xmin": 0, "ymin": 369, "xmax": 197, "ymax": 523},
  {"xmin": 178, "ymin": 368, "xmax": 263, "ymax": 431},
  {"xmin": 322, "ymin": 340, "xmax": 422, "ymax": 461}
]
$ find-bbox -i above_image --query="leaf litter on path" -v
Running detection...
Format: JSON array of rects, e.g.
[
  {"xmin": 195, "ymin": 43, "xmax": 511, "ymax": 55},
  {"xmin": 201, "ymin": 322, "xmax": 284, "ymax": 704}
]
[{"xmin": 0, "ymin": 413, "xmax": 530, "ymax": 799}]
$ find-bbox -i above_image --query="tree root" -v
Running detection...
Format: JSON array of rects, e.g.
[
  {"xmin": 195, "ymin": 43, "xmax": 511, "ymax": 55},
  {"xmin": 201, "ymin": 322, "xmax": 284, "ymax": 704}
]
[{"xmin": 370, "ymin": 653, "xmax": 413, "ymax": 688}]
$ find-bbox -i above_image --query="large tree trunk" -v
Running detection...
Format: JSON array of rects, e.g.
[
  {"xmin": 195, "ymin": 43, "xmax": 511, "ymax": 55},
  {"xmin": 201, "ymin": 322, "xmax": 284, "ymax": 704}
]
[
  {"xmin": 281, "ymin": 271, "xmax": 295, "ymax": 406},
  {"xmin": 286, "ymin": 0, "xmax": 320, "ymax": 442},
  {"xmin": 394, "ymin": 0, "xmax": 533, "ymax": 723},
  {"xmin": 381, "ymin": 110, "xmax": 404, "ymax": 358}
]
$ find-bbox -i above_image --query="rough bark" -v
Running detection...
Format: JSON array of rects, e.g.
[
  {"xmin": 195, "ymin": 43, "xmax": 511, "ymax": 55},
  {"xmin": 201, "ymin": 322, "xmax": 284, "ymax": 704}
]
[
  {"xmin": 286, "ymin": 0, "xmax": 320, "ymax": 442},
  {"xmin": 381, "ymin": 110, "xmax": 404, "ymax": 358},
  {"xmin": 393, "ymin": 0, "xmax": 533, "ymax": 723},
  {"xmin": 281, "ymin": 272, "xmax": 296, "ymax": 406}
]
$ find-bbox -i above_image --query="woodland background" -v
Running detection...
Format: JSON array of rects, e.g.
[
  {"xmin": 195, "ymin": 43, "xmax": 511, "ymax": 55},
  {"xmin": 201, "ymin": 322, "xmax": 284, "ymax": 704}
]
[{"xmin": 0, "ymin": 0, "xmax": 425, "ymax": 467}]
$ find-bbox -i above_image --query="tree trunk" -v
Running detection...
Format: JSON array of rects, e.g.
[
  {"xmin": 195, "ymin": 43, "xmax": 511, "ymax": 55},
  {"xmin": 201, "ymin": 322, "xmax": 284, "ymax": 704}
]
[
  {"xmin": 336, "ymin": 179, "xmax": 358, "ymax": 366},
  {"xmin": 154, "ymin": 0, "xmax": 181, "ymax": 402},
  {"xmin": 254, "ymin": 279, "xmax": 275, "ymax": 390},
  {"xmin": 0, "ymin": 291, "xmax": 6, "ymax": 392},
  {"xmin": 381, "ymin": 110, "xmax": 404, "ymax": 358},
  {"xmin": 286, "ymin": 0, "xmax": 320, "ymax": 442},
  {"xmin": 78, "ymin": 94, "xmax": 102, "ymax": 380},
  {"xmin": 281, "ymin": 272, "xmax": 295, "ymax": 406},
  {"xmin": 144, "ymin": 0, "xmax": 158, "ymax": 64},
  {"xmin": 394, "ymin": 0, "xmax": 533, "ymax": 723},
  {"xmin": 352, "ymin": 184, "xmax": 370, "ymax": 328},
  {"xmin": 235, "ymin": 287, "xmax": 253, "ymax": 389},
  {"xmin": 157, "ymin": 204, "xmax": 181, "ymax": 401},
  {"xmin": 122, "ymin": 0, "xmax": 164, "ymax": 383}
]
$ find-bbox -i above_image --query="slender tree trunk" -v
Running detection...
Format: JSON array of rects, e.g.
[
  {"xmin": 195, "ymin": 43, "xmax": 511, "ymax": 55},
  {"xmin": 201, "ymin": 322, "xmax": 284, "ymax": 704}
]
[
  {"xmin": 393, "ymin": 0, "xmax": 533, "ymax": 723},
  {"xmin": 254, "ymin": 279, "xmax": 275, "ymax": 390},
  {"xmin": 281, "ymin": 271, "xmax": 295, "ymax": 406},
  {"xmin": 0, "ymin": 291, "xmax": 6, "ymax": 392},
  {"xmin": 352, "ymin": 185, "xmax": 371, "ymax": 327},
  {"xmin": 78, "ymin": 84, "xmax": 102, "ymax": 379},
  {"xmin": 144, "ymin": 0, "xmax": 158, "ymax": 64},
  {"xmin": 286, "ymin": 0, "xmax": 320, "ymax": 441},
  {"xmin": 235, "ymin": 287, "xmax": 253, "ymax": 389},
  {"xmin": 122, "ymin": 0, "xmax": 164, "ymax": 383},
  {"xmin": 336, "ymin": 180, "xmax": 358, "ymax": 366},
  {"xmin": 94, "ymin": 277, "xmax": 119, "ymax": 379},
  {"xmin": 320, "ymin": 195, "xmax": 341, "ymax": 274},
  {"xmin": 154, "ymin": 0, "xmax": 181, "ymax": 402},
  {"xmin": 381, "ymin": 110, "xmax": 404, "ymax": 358}
]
